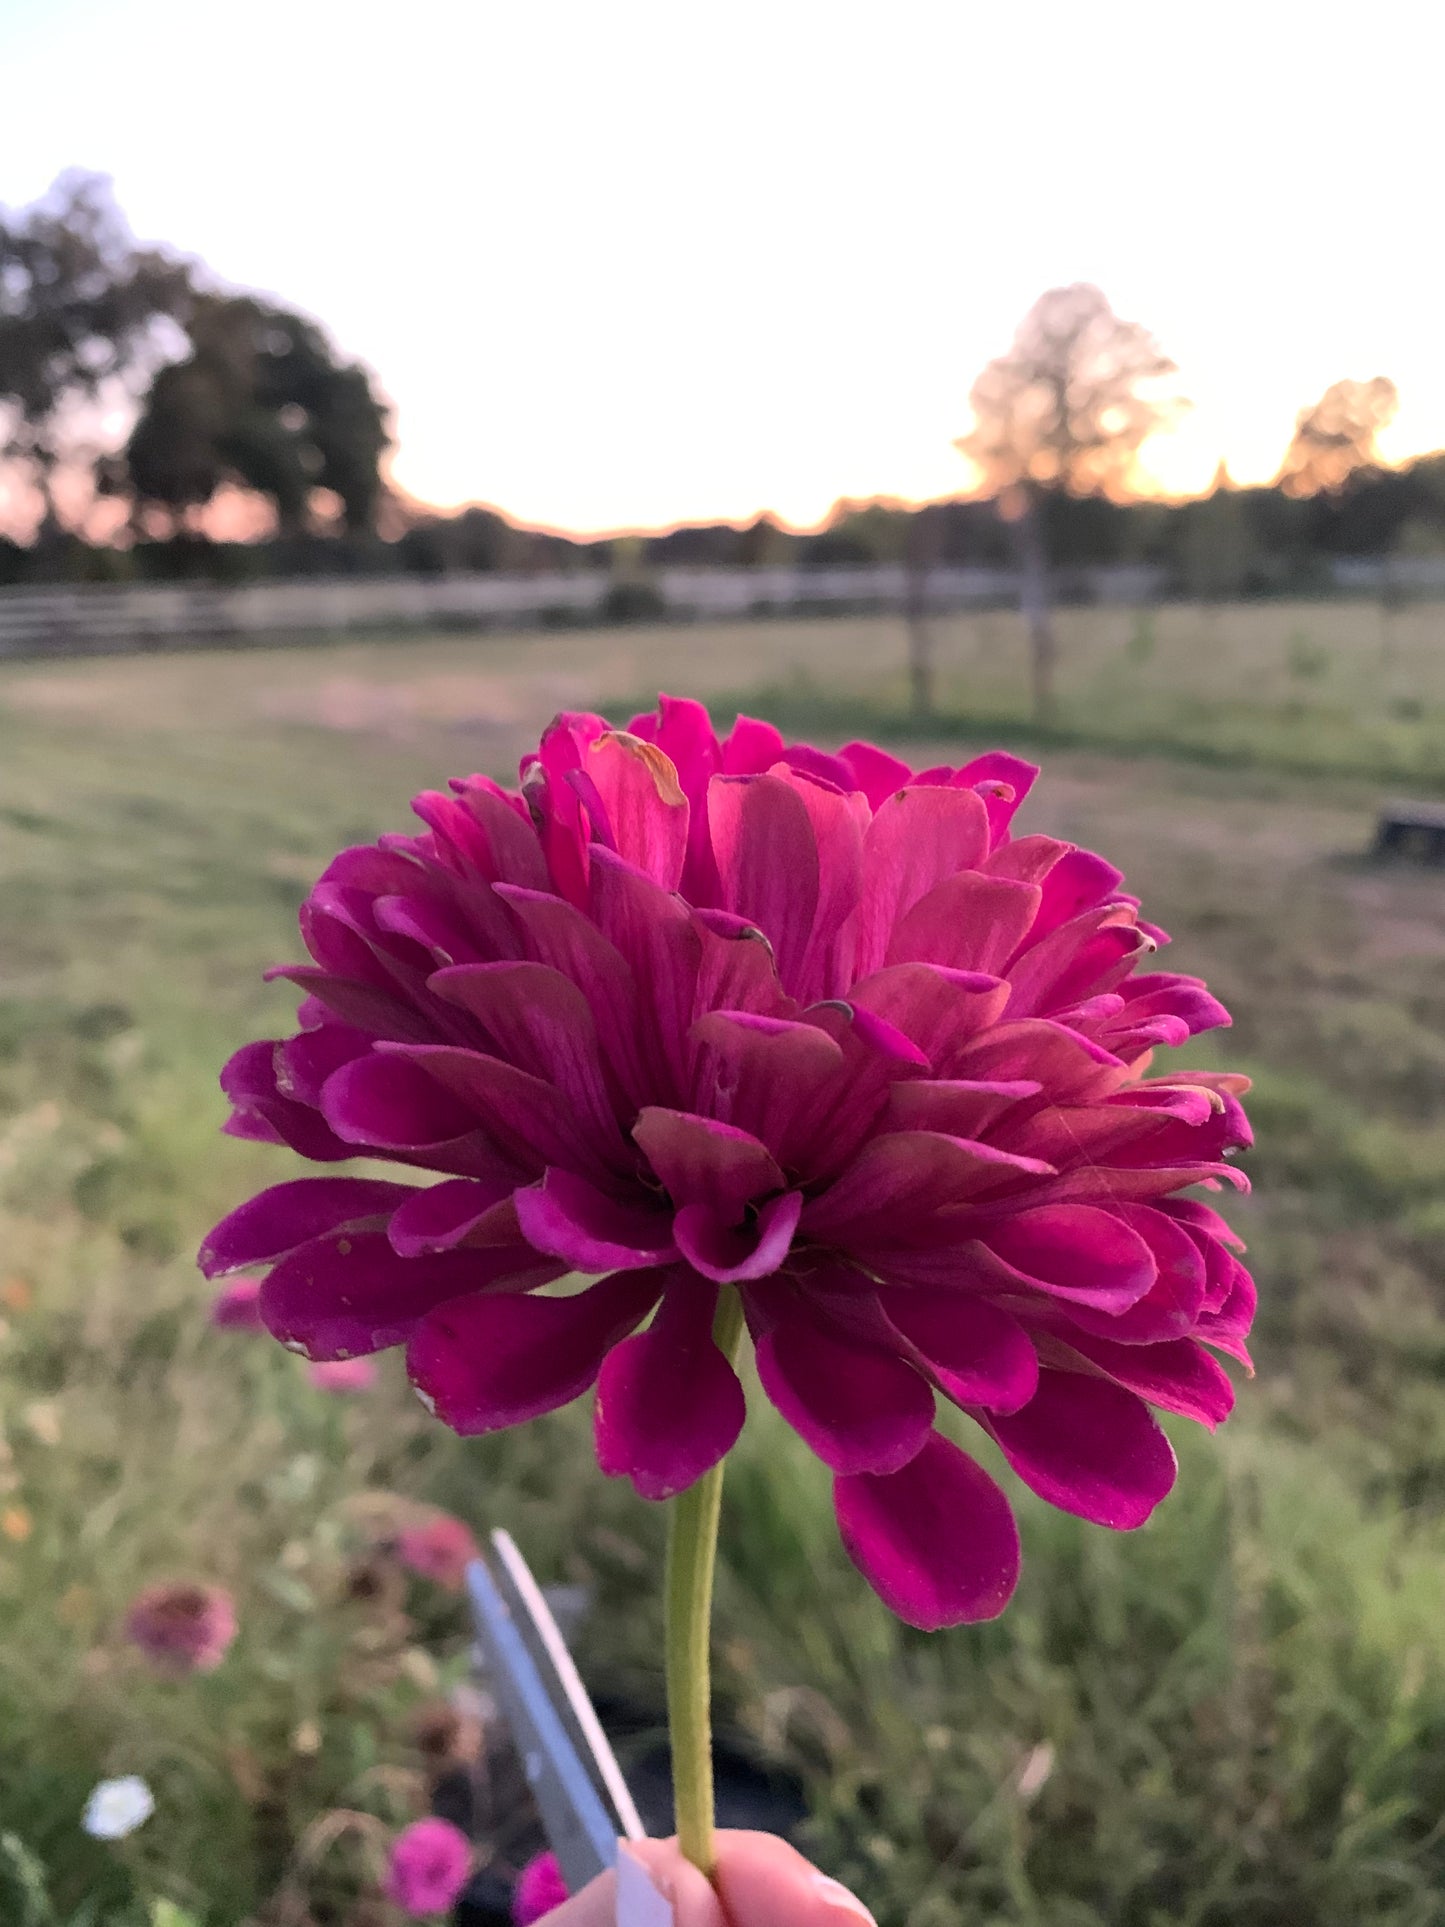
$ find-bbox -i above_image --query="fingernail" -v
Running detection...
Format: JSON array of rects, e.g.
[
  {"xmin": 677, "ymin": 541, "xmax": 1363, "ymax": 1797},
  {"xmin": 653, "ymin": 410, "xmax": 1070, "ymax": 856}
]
[
  {"xmin": 808, "ymin": 1872, "xmax": 878, "ymax": 1924},
  {"xmin": 616, "ymin": 1842, "xmax": 674, "ymax": 1927}
]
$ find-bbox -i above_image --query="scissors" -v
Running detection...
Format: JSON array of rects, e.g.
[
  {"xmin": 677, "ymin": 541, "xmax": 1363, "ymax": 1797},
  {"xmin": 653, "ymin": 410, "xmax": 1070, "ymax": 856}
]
[{"xmin": 466, "ymin": 1529, "xmax": 647, "ymax": 1895}]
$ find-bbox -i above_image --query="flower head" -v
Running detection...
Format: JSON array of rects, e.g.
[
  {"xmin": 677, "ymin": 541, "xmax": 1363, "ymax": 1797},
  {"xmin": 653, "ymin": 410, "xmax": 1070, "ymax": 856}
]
[
  {"xmin": 203, "ymin": 699, "xmax": 1254, "ymax": 1629},
  {"xmin": 210, "ymin": 1276, "xmax": 265, "ymax": 1330},
  {"xmin": 513, "ymin": 1850, "xmax": 569, "ymax": 1924},
  {"xmin": 82, "ymin": 1775, "xmax": 155, "ymax": 1839},
  {"xmin": 307, "ymin": 1356, "xmax": 377, "ymax": 1394},
  {"xmin": 384, "ymin": 1816, "xmax": 472, "ymax": 1917},
  {"xmin": 397, "ymin": 1511, "xmax": 479, "ymax": 1590},
  {"xmin": 124, "ymin": 1581, "xmax": 237, "ymax": 1674}
]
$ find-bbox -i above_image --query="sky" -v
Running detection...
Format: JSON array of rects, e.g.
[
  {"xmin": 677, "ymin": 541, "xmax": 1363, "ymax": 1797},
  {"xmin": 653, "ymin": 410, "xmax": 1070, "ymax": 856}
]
[{"xmin": 2, "ymin": 0, "xmax": 1441, "ymax": 536}]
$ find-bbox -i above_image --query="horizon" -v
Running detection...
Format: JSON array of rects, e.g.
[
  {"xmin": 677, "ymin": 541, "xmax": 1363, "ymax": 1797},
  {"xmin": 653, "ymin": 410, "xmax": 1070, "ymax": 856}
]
[{"xmin": 3, "ymin": 0, "xmax": 1440, "ymax": 538}]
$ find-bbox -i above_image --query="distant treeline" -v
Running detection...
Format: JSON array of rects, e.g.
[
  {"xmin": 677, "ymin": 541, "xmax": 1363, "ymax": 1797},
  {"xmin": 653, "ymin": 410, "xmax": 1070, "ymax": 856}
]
[{"xmin": 6, "ymin": 447, "xmax": 1445, "ymax": 601}]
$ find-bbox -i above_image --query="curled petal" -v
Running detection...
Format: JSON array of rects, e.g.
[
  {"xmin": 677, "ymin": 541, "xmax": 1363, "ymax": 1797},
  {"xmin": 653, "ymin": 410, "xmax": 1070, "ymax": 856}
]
[
  {"xmin": 883, "ymin": 1292, "xmax": 1039, "ymax": 1415},
  {"xmin": 673, "ymin": 1189, "xmax": 802, "ymax": 1284},
  {"xmin": 515, "ymin": 1169, "xmax": 677, "ymax": 1272},
  {"xmin": 978, "ymin": 1204, "xmax": 1156, "ymax": 1310},
  {"xmin": 633, "ymin": 1108, "xmax": 785, "ymax": 1218},
  {"xmin": 387, "ymin": 1177, "xmax": 518, "ymax": 1255},
  {"xmin": 834, "ymin": 1433, "xmax": 1020, "ymax": 1629}
]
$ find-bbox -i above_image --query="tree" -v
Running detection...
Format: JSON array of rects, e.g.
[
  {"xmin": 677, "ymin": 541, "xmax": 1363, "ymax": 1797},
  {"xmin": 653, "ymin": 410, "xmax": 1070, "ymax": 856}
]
[
  {"xmin": 956, "ymin": 284, "xmax": 1183, "ymax": 718},
  {"xmin": 120, "ymin": 294, "xmax": 391, "ymax": 535},
  {"xmin": 0, "ymin": 171, "xmax": 191, "ymax": 538},
  {"xmin": 1276, "ymin": 377, "xmax": 1397, "ymax": 499}
]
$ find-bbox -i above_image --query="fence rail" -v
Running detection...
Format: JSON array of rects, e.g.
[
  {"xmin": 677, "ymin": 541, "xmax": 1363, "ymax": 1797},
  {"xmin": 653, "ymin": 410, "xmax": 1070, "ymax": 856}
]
[{"xmin": 8, "ymin": 555, "xmax": 1434, "ymax": 658}]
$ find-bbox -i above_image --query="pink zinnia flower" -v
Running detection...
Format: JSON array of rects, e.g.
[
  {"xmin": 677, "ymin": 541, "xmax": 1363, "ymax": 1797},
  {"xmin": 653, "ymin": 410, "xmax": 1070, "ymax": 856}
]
[
  {"xmin": 384, "ymin": 1816, "xmax": 472, "ymax": 1916},
  {"xmin": 124, "ymin": 1581, "xmax": 237, "ymax": 1673},
  {"xmin": 397, "ymin": 1512, "xmax": 479, "ymax": 1589},
  {"xmin": 513, "ymin": 1850, "xmax": 569, "ymax": 1923},
  {"xmin": 307, "ymin": 1356, "xmax": 377, "ymax": 1394},
  {"xmin": 201, "ymin": 699, "xmax": 1254, "ymax": 1629},
  {"xmin": 210, "ymin": 1276, "xmax": 265, "ymax": 1330}
]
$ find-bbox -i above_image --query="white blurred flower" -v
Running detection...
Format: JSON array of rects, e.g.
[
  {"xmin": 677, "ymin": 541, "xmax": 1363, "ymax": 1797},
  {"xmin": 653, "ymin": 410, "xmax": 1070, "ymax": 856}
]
[{"xmin": 82, "ymin": 1775, "xmax": 154, "ymax": 1839}]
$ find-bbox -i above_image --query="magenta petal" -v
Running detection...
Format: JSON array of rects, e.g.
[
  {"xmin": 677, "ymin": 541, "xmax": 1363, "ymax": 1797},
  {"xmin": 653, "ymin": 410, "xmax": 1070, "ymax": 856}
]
[
  {"xmin": 834, "ymin": 1432, "xmax": 1020, "ymax": 1629},
  {"xmin": 673, "ymin": 1189, "xmax": 802, "ymax": 1283},
  {"xmin": 260, "ymin": 1232, "xmax": 529, "ymax": 1358},
  {"xmin": 407, "ymin": 1270, "xmax": 663, "ymax": 1433},
  {"xmin": 853, "ymin": 785, "xmax": 992, "ymax": 977},
  {"xmin": 979, "ymin": 1204, "xmax": 1156, "ymax": 1310},
  {"xmin": 514, "ymin": 1169, "xmax": 677, "ymax": 1272},
  {"xmin": 632, "ymin": 1108, "xmax": 785, "ymax": 1218},
  {"xmin": 986, "ymin": 1369, "xmax": 1177, "ymax": 1528},
  {"xmin": 887, "ymin": 872, "xmax": 1042, "ymax": 975},
  {"xmin": 755, "ymin": 1318, "xmax": 934, "ymax": 1475},
  {"xmin": 594, "ymin": 1280, "xmax": 746, "ymax": 1498},
  {"xmin": 387, "ymin": 1177, "xmax": 518, "ymax": 1255},
  {"xmin": 220, "ymin": 1040, "xmax": 356, "ymax": 1162},
  {"xmin": 585, "ymin": 732, "xmax": 690, "ymax": 891},
  {"xmin": 884, "ymin": 1292, "xmax": 1039, "ymax": 1415},
  {"xmin": 321, "ymin": 1051, "xmax": 477, "ymax": 1150},
  {"xmin": 1061, "ymin": 1333, "xmax": 1235, "ymax": 1428},
  {"xmin": 199, "ymin": 1177, "xmax": 413, "ymax": 1278}
]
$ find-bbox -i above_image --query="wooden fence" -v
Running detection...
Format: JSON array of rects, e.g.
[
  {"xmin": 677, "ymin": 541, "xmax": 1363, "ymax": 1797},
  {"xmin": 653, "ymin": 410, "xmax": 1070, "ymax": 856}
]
[{"xmin": 0, "ymin": 563, "xmax": 1169, "ymax": 660}]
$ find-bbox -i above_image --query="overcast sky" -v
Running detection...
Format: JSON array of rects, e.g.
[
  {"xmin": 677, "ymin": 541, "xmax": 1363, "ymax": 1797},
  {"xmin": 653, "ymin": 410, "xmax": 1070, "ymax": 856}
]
[{"xmin": 3, "ymin": 0, "xmax": 1439, "ymax": 533}]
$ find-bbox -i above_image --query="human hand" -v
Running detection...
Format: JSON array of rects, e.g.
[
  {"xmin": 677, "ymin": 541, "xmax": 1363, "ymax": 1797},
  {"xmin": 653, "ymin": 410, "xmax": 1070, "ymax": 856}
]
[{"xmin": 535, "ymin": 1831, "xmax": 875, "ymax": 1926}]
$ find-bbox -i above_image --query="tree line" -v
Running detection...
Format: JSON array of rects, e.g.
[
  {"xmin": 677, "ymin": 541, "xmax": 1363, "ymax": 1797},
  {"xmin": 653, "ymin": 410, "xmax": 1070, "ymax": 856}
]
[{"xmin": 4, "ymin": 172, "xmax": 1442, "ymax": 652}]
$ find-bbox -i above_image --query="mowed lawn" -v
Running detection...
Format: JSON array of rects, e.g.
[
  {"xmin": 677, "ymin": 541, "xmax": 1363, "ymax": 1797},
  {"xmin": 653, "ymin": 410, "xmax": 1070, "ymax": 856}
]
[{"xmin": 3, "ymin": 614, "xmax": 1445, "ymax": 1927}]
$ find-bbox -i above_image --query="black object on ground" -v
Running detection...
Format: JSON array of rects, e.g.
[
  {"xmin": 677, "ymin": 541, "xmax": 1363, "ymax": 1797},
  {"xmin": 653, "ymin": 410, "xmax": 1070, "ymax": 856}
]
[{"xmin": 1374, "ymin": 800, "xmax": 1445, "ymax": 864}]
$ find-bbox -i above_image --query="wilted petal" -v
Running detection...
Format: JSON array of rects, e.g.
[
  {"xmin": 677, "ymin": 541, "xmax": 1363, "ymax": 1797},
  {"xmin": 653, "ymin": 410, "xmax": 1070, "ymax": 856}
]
[
  {"xmin": 594, "ymin": 1278, "xmax": 746, "ymax": 1497},
  {"xmin": 986, "ymin": 1369, "xmax": 1177, "ymax": 1527},
  {"xmin": 407, "ymin": 1270, "xmax": 663, "ymax": 1433},
  {"xmin": 834, "ymin": 1432, "xmax": 1020, "ymax": 1629}
]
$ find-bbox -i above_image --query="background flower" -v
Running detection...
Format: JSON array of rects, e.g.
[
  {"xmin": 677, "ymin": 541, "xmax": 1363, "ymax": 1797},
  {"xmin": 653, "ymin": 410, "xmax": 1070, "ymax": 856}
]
[
  {"xmin": 306, "ymin": 1356, "xmax": 377, "ymax": 1394},
  {"xmin": 396, "ymin": 1511, "xmax": 478, "ymax": 1590},
  {"xmin": 513, "ymin": 1849, "xmax": 569, "ymax": 1924},
  {"xmin": 81, "ymin": 1776, "xmax": 154, "ymax": 1840},
  {"xmin": 383, "ymin": 1816, "xmax": 472, "ymax": 1917},
  {"xmin": 209, "ymin": 1276, "xmax": 265, "ymax": 1330},
  {"xmin": 204, "ymin": 698, "xmax": 1254, "ymax": 1628},
  {"xmin": 124, "ymin": 1581, "xmax": 237, "ymax": 1674}
]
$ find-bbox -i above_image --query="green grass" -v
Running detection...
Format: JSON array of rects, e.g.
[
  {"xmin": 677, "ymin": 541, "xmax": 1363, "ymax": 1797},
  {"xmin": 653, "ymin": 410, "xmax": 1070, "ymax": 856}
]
[{"xmin": 2, "ymin": 621, "xmax": 1445, "ymax": 1923}]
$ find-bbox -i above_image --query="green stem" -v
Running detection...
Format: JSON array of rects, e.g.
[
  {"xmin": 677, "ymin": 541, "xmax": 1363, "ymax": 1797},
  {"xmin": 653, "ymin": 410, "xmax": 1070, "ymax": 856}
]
[{"xmin": 665, "ymin": 1288, "xmax": 745, "ymax": 1878}]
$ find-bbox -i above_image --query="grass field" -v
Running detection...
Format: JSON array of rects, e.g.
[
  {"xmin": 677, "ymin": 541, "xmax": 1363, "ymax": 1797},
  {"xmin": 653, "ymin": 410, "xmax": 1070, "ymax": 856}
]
[{"xmin": 3, "ymin": 608, "xmax": 1445, "ymax": 1926}]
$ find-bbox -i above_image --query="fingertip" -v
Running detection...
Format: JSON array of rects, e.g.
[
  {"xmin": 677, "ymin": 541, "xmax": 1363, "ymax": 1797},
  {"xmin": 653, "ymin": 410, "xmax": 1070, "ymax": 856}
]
[{"xmin": 712, "ymin": 1831, "xmax": 876, "ymax": 1926}]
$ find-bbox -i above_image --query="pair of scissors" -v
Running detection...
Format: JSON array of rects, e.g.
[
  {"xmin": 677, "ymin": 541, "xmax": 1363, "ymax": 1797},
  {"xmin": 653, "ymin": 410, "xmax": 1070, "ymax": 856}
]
[{"xmin": 466, "ymin": 1529, "xmax": 647, "ymax": 1896}]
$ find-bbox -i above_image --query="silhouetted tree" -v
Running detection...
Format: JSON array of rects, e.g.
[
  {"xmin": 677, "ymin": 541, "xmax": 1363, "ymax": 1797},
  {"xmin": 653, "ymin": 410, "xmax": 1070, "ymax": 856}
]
[
  {"xmin": 0, "ymin": 171, "xmax": 191, "ymax": 538},
  {"xmin": 1277, "ymin": 377, "xmax": 1397, "ymax": 499},
  {"xmin": 956, "ymin": 284, "xmax": 1183, "ymax": 717},
  {"xmin": 121, "ymin": 295, "xmax": 390, "ymax": 534}
]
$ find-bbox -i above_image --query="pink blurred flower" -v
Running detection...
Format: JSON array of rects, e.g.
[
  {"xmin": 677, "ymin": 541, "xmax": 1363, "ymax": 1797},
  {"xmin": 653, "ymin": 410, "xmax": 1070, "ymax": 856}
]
[
  {"xmin": 125, "ymin": 1581, "xmax": 237, "ymax": 1674},
  {"xmin": 513, "ymin": 1850, "xmax": 569, "ymax": 1924},
  {"xmin": 210, "ymin": 1276, "xmax": 265, "ymax": 1330},
  {"xmin": 202, "ymin": 698, "xmax": 1255, "ymax": 1629},
  {"xmin": 307, "ymin": 1356, "xmax": 377, "ymax": 1394},
  {"xmin": 384, "ymin": 1816, "xmax": 472, "ymax": 1917},
  {"xmin": 397, "ymin": 1512, "xmax": 479, "ymax": 1590}
]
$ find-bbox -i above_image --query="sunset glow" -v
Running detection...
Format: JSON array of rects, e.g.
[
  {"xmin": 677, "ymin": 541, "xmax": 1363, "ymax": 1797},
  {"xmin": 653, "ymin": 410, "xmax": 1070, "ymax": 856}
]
[{"xmin": 2, "ymin": 0, "xmax": 1440, "ymax": 536}]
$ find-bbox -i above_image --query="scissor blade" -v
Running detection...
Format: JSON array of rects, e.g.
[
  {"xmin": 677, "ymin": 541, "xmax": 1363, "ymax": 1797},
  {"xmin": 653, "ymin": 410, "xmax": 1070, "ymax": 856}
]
[
  {"xmin": 465, "ymin": 1553, "xmax": 619, "ymax": 1894},
  {"xmin": 489, "ymin": 1529, "xmax": 646, "ymax": 1845}
]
